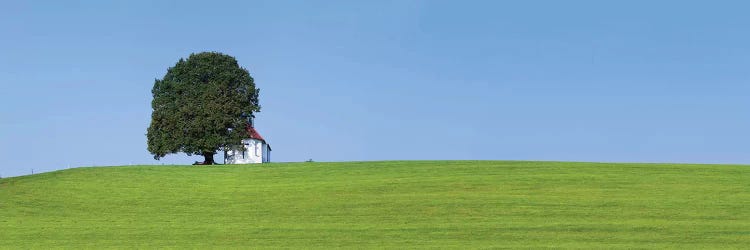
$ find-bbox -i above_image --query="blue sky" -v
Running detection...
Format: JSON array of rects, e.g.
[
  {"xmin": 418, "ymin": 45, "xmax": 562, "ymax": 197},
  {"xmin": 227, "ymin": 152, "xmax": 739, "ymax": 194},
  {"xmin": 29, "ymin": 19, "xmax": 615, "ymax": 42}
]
[{"xmin": 1, "ymin": 1, "xmax": 749, "ymax": 177}]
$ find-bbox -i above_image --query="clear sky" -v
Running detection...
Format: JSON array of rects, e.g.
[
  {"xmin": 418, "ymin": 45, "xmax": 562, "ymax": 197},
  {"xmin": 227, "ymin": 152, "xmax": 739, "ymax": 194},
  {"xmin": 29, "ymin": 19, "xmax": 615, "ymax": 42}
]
[{"xmin": 1, "ymin": 1, "xmax": 749, "ymax": 177}]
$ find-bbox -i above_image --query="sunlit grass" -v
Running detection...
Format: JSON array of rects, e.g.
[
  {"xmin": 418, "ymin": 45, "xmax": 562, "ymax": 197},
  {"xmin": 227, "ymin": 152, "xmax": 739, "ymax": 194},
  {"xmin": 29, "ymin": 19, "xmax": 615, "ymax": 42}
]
[{"xmin": 1, "ymin": 161, "xmax": 749, "ymax": 248}]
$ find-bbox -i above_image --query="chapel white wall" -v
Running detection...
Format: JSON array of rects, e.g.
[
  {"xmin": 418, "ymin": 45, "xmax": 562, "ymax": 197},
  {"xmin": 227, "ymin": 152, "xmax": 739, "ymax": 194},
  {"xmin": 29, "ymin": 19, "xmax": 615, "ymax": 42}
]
[{"xmin": 225, "ymin": 139, "xmax": 264, "ymax": 164}]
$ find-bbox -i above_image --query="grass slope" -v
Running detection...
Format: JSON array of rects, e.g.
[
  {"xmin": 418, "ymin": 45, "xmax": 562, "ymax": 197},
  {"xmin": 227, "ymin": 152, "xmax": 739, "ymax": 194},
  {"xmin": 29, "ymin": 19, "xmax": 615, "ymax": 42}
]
[{"xmin": 1, "ymin": 161, "xmax": 749, "ymax": 248}]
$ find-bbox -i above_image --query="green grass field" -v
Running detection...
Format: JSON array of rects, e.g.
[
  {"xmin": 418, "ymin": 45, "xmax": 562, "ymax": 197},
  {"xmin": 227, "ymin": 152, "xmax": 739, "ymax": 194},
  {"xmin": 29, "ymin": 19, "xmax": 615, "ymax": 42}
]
[{"xmin": 1, "ymin": 161, "xmax": 749, "ymax": 248}]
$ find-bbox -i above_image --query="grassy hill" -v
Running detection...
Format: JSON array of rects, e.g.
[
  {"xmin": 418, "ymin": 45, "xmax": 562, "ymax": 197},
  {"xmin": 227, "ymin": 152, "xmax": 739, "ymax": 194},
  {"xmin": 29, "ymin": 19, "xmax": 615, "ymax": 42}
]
[{"xmin": 1, "ymin": 161, "xmax": 749, "ymax": 248}]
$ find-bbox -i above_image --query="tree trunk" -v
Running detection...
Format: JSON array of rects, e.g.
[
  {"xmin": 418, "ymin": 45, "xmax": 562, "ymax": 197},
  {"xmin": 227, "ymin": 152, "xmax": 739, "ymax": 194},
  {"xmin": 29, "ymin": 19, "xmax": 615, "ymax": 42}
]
[{"xmin": 202, "ymin": 152, "xmax": 215, "ymax": 165}]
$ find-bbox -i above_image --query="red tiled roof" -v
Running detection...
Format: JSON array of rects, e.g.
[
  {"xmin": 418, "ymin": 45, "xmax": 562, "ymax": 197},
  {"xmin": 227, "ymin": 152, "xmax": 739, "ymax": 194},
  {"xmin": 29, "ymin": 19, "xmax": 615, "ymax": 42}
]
[{"xmin": 246, "ymin": 126, "xmax": 266, "ymax": 142}]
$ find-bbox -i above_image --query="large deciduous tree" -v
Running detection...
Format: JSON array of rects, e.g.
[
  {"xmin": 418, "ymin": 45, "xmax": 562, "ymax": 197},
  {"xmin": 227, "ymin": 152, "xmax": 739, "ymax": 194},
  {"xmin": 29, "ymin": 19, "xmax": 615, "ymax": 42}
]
[{"xmin": 147, "ymin": 52, "xmax": 260, "ymax": 165}]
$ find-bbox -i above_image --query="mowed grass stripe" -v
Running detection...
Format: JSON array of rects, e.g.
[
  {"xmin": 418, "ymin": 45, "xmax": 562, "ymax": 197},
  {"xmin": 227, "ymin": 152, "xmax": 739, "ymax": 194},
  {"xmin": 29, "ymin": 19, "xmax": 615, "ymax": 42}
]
[{"xmin": 1, "ymin": 161, "xmax": 749, "ymax": 248}]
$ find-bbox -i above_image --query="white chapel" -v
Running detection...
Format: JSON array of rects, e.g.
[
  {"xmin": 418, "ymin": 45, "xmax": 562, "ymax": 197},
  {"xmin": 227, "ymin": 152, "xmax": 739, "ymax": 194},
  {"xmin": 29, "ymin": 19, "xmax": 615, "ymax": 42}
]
[{"xmin": 224, "ymin": 115, "xmax": 271, "ymax": 164}]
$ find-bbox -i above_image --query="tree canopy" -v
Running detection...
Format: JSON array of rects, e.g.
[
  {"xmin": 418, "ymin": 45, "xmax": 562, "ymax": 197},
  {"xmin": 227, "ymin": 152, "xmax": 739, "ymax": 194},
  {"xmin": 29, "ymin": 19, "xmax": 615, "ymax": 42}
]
[{"xmin": 147, "ymin": 52, "xmax": 260, "ymax": 164}]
